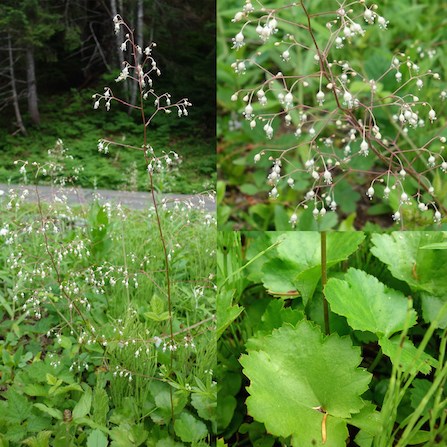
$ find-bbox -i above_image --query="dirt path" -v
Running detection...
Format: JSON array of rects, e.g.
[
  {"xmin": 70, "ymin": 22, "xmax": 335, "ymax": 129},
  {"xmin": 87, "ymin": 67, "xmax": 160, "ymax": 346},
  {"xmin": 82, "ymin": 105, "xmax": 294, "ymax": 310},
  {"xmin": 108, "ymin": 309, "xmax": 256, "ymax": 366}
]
[{"xmin": 0, "ymin": 183, "xmax": 215, "ymax": 212}]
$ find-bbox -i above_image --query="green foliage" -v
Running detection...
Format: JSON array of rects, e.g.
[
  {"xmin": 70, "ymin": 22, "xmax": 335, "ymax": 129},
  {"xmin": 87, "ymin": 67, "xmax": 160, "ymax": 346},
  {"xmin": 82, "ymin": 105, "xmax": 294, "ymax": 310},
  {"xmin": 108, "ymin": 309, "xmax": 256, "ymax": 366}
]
[
  {"xmin": 325, "ymin": 268, "xmax": 417, "ymax": 338},
  {"xmin": 0, "ymin": 200, "xmax": 215, "ymax": 446},
  {"xmin": 218, "ymin": 231, "xmax": 447, "ymax": 446},
  {"xmin": 0, "ymin": 89, "xmax": 215, "ymax": 194},
  {"xmin": 217, "ymin": 0, "xmax": 447, "ymax": 230},
  {"xmin": 241, "ymin": 320, "xmax": 372, "ymax": 446}
]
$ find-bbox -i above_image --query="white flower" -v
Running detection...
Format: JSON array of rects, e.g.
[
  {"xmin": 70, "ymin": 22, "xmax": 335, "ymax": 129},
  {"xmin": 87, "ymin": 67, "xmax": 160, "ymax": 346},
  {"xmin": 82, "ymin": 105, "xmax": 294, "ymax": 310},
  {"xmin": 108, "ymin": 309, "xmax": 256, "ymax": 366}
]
[
  {"xmin": 377, "ymin": 16, "xmax": 389, "ymax": 29},
  {"xmin": 360, "ymin": 140, "xmax": 369, "ymax": 156},
  {"xmin": 343, "ymin": 91, "xmax": 353, "ymax": 108},
  {"xmin": 366, "ymin": 186, "xmax": 375, "ymax": 199},
  {"xmin": 232, "ymin": 32, "xmax": 245, "ymax": 49},
  {"xmin": 282, "ymin": 50, "xmax": 290, "ymax": 61},
  {"xmin": 244, "ymin": 104, "xmax": 253, "ymax": 119},
  {"xmin": 434, "ymin": 211, "xmax": 442, "ymax": 223},
  {"xmin": 323, "ymin": 170, "xmax": 332, "ymax": 184},
  {"xmin": 263, "ymin": 124, "xmax": 274, "ymax": 139},
  {"xmin": 392, "ymin": 211, "xmax": 401, "ymax": 222},
  {"xmin": 335, "ymin": 37, "xmax": 344, "ymax": 49},
  {"xmin": 364, "ymin": 8, "xmax": 375, "ymax": 24},
  {"xmin": 289, "ymin": 213, "xmax": 298, "ymax": 227},
  {"xmin": 316, "ymin": 90, "xmax": 325, "ymax": 106},
  {"xmin": 428, "ymin": 109, "xmax": 437, "ymax": 122}
]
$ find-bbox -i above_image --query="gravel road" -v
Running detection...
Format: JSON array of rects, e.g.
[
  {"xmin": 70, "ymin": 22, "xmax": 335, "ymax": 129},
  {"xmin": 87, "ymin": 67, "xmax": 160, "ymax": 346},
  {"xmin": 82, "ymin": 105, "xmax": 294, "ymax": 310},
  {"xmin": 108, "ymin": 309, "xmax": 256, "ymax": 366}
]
[{"xmin": 0, "ymin": 183, "xmax": 215, "ymax": 212}]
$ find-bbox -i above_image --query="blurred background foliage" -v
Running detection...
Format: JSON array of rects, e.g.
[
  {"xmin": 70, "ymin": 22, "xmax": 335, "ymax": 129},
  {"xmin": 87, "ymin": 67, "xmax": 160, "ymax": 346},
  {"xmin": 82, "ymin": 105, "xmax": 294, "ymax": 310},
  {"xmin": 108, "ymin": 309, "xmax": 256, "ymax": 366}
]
[
  {"xmin": 0, "ymin": 0, "xmax": 215, "ymax": 194},
  {"xmin": 217, "ymin": 0, "xmax": 447, "ymax": 230}
]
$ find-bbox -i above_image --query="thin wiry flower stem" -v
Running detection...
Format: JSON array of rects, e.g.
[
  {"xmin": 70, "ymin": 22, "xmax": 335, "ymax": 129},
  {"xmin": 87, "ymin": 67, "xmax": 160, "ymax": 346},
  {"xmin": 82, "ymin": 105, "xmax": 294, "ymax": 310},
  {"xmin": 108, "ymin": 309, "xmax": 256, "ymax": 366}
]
[
  {"xmin": 34, "ymin": 185, "xmax": 86, "ymax": 336},
  {"xmin": 125, "ymin": 23, "xmax": 177, "ymax": 425}
]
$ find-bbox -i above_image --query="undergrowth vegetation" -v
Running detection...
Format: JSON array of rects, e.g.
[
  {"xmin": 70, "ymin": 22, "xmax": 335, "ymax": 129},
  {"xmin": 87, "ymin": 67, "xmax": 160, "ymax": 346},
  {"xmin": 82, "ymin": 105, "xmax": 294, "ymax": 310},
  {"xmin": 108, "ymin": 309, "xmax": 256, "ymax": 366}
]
[
  {"xmin": 218, "ymin": 0, "xmax": 447, "ymax": 230},
  {"xmin": 218, "ymin": 231, "xmax": 447, "ymax": 446},
  {"xmin": 0, "ymin": 14, "xmax": 216, "ymax": 447},
  {"xmin": 0, "ymin": 86, "xmax": 215, "ymax": 194},
  {"xmin": 0, "ymin": 194, "xmax": 216, "ymax": 446}
]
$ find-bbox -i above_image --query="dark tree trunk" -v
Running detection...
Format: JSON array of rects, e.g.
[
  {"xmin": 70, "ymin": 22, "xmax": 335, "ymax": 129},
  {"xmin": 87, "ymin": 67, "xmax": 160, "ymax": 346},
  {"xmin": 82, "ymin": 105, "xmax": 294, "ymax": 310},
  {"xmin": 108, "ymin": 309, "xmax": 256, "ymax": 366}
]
[
  {"xmin": 26, "ymin": 46, "xmax": 40, "ymax": 125},
  {"xmin": 7, "ymin": 35, "xmax": 26, "ymax": 135}
]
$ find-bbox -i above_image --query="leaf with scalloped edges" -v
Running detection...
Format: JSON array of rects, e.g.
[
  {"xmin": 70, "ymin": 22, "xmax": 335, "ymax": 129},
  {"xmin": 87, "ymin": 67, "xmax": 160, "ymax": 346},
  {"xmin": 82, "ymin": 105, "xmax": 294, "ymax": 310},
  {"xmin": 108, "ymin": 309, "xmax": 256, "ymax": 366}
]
[
  {"xmin": 370, "ymin": 233, "xmax": 447, "ymax": 295},
  {"xmin": 325, "ymin": 268, "xmax": 417, "ymax": 338},
  {"xmin": 378, "ymin": 336, "xmax": 437, "ymax": 375},
  {"xmin": 421, "ymin": 293, "xmax": 447, "ymax": 329},
  {"xmin": 240, "ymin": 320, "xmax": 372, "ymax": 447},
  {"xmin": 260, "ymin": 232, "xmax": 365, "ymax": 303}
]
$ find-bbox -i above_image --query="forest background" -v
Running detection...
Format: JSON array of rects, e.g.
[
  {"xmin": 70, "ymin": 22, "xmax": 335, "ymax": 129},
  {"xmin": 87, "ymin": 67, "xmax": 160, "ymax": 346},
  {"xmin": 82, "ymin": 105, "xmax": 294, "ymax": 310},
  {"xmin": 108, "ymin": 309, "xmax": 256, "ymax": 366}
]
[{"xmin": 0, "ymin": 0, "xmax": 216, "ymax": 194}]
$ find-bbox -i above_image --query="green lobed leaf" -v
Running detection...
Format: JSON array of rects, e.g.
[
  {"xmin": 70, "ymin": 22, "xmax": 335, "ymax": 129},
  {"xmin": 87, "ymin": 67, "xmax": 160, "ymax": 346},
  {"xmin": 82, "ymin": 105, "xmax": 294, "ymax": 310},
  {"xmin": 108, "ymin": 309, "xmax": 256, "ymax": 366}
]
[
  {"xmin": 87, "ymin": 430, "xmax": 108, "ymax": 447},
  {"xmin": 4, "ymin": 389, "xmax": 32, "ymax": 423},
  {"xmin": 371, "ymin": 233, "xmax": 447, "ymax": 295},
  {"xmin": 260, "ymin": 232, "xmax": 365, "ymax": 303},
  {"xmin": 191, "ymin": 392, "xmax": 216, "ymax": 423},
  {"xmin": 72, "ymin": 386, "xmax": 92, "ymax": 420},
  {"xmin": 240, "ymin": 320, "xmax": 372, "ymax": 446},
  {"xmin": 217, "ymin": 394, "xmax": 237, "ymax": 432},
  {"xmin": 409, "ymin": 379, "xmax": 434, "ymax": 411},
  {"xmin": 92, "ymin": 387, "xmax": 110, "ymax": 426},
  {"xmin": 378, "ymin": 336, "xmax": 437, "ymax": 375},
  {"xmin": 217, "ymin": 290, "xmax": 243, "ymax": 340},
  {"xmin": 173, "ymin": 413, "xmax": 208, "ymax": 443},
  {"xmin": 155, "ymin": 438, "xmax": 184, "ymax": 447},
  {"xmin": 420, "ymin": 293, "xmax": 447, "ymax": 329},
  {"xmin": 34, "ymin": 403, "xmax": 63, "ymax": 420},
  {"xmin": 325, "ymin": 268, "xmax": 417, "ymax": 338}
]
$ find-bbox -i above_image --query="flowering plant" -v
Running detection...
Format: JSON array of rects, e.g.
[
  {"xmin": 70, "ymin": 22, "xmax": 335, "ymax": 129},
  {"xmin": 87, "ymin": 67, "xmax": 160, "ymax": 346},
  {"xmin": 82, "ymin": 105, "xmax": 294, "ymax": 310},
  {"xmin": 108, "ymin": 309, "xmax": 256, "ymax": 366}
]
[{"xmin": 223, "ymin": 0, "xmax": 447, "ymax": 229}]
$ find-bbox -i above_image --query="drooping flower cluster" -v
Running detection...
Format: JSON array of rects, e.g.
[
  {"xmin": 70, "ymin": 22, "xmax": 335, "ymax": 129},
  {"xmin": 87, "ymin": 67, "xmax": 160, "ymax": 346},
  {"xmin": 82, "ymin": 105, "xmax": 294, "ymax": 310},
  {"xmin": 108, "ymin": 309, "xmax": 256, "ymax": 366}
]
[{"xmin": 229, "ymin": 0, "xmax": 446, "ymax": 228}]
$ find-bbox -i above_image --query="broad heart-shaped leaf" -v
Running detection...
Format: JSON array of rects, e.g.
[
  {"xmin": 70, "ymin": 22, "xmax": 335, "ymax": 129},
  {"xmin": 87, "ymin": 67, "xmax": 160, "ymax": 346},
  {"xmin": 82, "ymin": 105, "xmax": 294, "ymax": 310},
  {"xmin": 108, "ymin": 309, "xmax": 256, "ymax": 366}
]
[
  {"xmin": 325, "ymin": 268, "xmax": 417, "ymax": 338},
  {"xmin": 260, "ymin": 232, "xmax": 365, "ymax": 304},
  {"xmin": 240, "ymin": 320, "xmax": 372, "ymax": 447},
  {"xmin": 370, "ymin": 233, "xmax": 447, "ymax": 296}
]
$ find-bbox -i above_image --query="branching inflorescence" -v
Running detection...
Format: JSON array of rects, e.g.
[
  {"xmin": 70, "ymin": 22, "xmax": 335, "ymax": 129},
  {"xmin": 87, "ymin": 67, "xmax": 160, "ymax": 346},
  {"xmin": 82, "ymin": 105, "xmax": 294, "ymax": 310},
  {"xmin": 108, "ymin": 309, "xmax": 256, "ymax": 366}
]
[
  {"xmin": 93, "ymin": 14, "xmax": 193, "ymax": 353},
  {"xmin": 230, "ymin": 0, "xmax": 447, "ymax": 228}
]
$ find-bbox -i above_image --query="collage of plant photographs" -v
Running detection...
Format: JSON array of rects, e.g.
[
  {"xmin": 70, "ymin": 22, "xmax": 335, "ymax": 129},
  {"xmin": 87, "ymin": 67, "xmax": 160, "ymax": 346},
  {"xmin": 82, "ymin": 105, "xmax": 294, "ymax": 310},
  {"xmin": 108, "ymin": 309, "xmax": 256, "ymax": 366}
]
[{"xmin": 0, "ymin": 0, "xmax": 446, "ymax": 446}]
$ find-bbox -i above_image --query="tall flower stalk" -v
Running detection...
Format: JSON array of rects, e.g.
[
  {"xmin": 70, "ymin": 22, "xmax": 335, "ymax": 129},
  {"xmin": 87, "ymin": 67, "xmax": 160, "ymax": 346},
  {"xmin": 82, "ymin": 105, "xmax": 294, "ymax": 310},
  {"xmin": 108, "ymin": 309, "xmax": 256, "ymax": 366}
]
[{"xmin": 93, "ymin": 14, "xmax": 192, "ymax": 419}]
